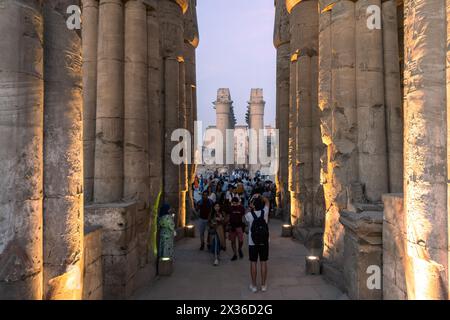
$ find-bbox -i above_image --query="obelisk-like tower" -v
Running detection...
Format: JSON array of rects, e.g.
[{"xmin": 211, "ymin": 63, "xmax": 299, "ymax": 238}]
[{"xmin": 249, "ymin": 88, "xmax": 265, "ymax": 176}]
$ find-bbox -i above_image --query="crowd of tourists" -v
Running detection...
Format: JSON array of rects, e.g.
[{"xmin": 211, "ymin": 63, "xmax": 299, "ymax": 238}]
[{"xmin": 192, "ymin": 169, "xmax": 276, "ymax": 293}]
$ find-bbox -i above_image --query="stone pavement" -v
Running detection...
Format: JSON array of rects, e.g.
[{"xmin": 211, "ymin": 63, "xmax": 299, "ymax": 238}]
[{"xmin": 132, "ymin": 219, "xmax": 347, "ymax": 300}]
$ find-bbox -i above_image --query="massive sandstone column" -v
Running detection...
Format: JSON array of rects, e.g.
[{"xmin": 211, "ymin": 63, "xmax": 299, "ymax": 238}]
[
  {"xmin": 404, "ymin": 0, "xmax": 449, "ymax": 300},
  {"xmin": 124, "ymin": 0, "xmax": 149, "ymax": 210},
  {"xmin": 178, "ymin": 58, "xmax": 188, "ymax": 228},
  {"xmin": 94, "ymin": 0, "xmax": 124, "ymax": 203},
  {"xmin": 382, "ymin": 0, "xmax": 403, "ymax": 193},
  {"xmin": 82, "ymin": 0, "xmax": 99, "ymax": 203},
  {"xmin": 124, "ymin": 0, "xmax": 150, "ymax": 267},
  {"xmin": 355, "ymin": 0, "xmax": 388, "ymax": 202},
  {"xmin": 318, "ymin": 0, "xmax": 358, "ymax": 285},
  {"xmin": 184, "ymin": 0, "xmax": 199, "ymax": 220},
  {"xmin": 147, "ymin": 5, "xmax": 163, "ymax": 214},
  {"xmin": 274, "ymin": 0, "xmax": 291, "ymax": 220},
  {"xmin": 0, "ymin": 0, "xmax": 44, "ymax": 299},
  {"xmin": 317, "ymin": 0, "xmax": 402, "ymax": 291},
  {"xmin": 159, "ymin": 0, "xmax": 187, "ymax": 227},
  {"xmin": 287, "ymin": 0, "xmax": 323, "ymax": 229},
  {"xmin": 43, "ymin": 0, "xmax": 83, "ymax": 299},
  {"xmin": 214, "ymin": 88, "xmax": 233, "ymax": 166},
  {"xmin": 249, "ymin": 89, "xmax": 266, "ymax": 176}
]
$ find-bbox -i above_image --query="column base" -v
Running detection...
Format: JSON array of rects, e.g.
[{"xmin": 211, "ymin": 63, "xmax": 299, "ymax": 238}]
[{"xmin": 339, "ymin": 210, "xmax": 383, "ymax": 300}]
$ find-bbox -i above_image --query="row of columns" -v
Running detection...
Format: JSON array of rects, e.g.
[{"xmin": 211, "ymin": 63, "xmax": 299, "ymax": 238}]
[
  {"xmin": 281, "ymin": 0, "xmax": 449, "ymax": 298},
  {"xmin": 277, "ymin": 0, "xmax": 404, "ymax": 287},
  {"xmin": 0, "ymin": 0, "xmax": 83, "ymax": 299},
  {"xmin": 0, "ymin": 0, "xmax": 198, "ymax": 299}
]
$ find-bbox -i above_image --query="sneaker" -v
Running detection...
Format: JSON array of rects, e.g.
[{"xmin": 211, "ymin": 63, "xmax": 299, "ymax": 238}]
[
  {"xmin": 231, "ymin": 255, "xmax": 237, "ymax": 261},
  {"xmin": 249, "ymin": 284, "xmax": 258, "ymax": 293},
  {"xmin": 213, "ymin": 259, "xmax": 219, "ymax": 266},
  {"xmin": 200, "ymin": 244, "xmax": 204, "ymax": 251},
  {"xmin": 261, "ymin": 285, "xmax": 267, "ymax": 292},
  {"xmin": 238, "ymin": 249, "xmax": 244, "ymax": 258}
]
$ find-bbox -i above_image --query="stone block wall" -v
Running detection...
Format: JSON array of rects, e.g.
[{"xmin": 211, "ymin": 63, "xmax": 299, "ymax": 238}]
[
  {"xmin": 382, "ymin": 194, "xmax": 407, "ymax": 300},
  {"xmin": 85, "ymin": 202, "xmax": 142, "ymax": 299},
  {"xmin": 83, "ymin": 227, "xmax": 103, "ymax": 300},
  {"xmin": 339, "ymin": 210, "xmax": 383, "ymax": 299}
]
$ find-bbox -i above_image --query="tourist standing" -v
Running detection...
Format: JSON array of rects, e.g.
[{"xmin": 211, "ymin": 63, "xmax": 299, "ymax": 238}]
[
  {"xmin": 196, "ymin": 191, "xmax": 213, "ymax": 250},
  {"xmin": 228, "ymin": 197, "xmax": 245, "ymax": 261},
  {"xmin": 245, "ymin": 194, "xmax": 270, "ymax": 293}
]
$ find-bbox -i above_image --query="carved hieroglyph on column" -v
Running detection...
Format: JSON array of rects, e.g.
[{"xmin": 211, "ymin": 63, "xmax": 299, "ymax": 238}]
[
  {"xmin": 404, "ymin": 0, "xmax": 449, "ymax": 300},
  {"xmin": 0, "ymin": 0, "xmax": 44, "ymax": 300},
  {"xmin": 43, "ymin": 0, "xmax": 83, "ymax": 300},
  {"xmin": 274, "ymin": 0, "xmax": 291, "ymax": 220}
]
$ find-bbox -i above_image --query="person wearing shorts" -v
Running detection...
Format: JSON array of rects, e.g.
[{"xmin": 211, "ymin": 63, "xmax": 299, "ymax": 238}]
[
  {"xmin": 228, "ymin": 197, "xmax": 245, "ymax": 261},
  {"xmin": 245, "ymin": 193, "xmax": 270, "ymax": 293}
]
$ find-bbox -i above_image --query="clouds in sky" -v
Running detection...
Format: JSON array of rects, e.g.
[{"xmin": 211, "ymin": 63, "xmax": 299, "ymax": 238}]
[{"xmin": 196, "ymin": 0, "xmax": 276, "ymax": 129}]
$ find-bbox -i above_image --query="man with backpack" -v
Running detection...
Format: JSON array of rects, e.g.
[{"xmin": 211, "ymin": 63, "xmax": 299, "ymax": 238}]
[{"xmin": 245, "ymin": 192, "xmax": 270, "ymax": 293}]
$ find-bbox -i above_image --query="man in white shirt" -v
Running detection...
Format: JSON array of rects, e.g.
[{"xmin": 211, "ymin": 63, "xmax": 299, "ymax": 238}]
[{"xmin": 245, "ymin": 192, "xmax": 270, "ymax": 293}]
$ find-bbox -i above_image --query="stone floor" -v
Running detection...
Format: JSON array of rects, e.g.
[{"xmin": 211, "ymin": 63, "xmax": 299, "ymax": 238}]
[{"xmin": 132, "ymin": 219, "xmax": 347, "ymax": 300}]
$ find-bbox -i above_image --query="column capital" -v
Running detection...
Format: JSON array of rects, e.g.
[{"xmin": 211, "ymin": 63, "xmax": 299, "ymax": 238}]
[
  {"xmin": 174, "ymin": 0, "xmax": 189, "ymax": 14},
  {"xmin": 285, "ymin": 0, "xmax": 302, "ymax": 13},
  {"xmin": 274, "ymin": 0, "xmax": 290, "ymax": 48},
  {"xmin": 184, "ymin": 0, "xmax": 199, "ymax": 48}
]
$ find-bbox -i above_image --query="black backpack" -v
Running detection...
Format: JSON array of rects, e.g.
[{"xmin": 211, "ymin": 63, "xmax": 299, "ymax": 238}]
[{"xmin": 250, "ymin": 209, "xmax": 269, "ymax": 245}]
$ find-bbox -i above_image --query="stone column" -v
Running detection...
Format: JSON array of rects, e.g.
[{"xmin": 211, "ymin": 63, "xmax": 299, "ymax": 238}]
[
  {"xmin": 124, "ymin": 0, "xmax": 149, "ymax": 209},
  {"xmin": 184, "ymin": 0, "xmax": 199, "ymax": 222},
  {"xmin": 164, "ymin": 57, "xmax": 181, "ymax": 221},
  {"xmin": 288, "ymin": 0, "xmax": 322, "ymax": 230},
  {"xmin": 82, "ymin": 0, "xmax": 99, "ymax": 204},
  {"xmin": 288, "ymin": 51, "xmax": 299, "ymax": 225},
  {"xmin": 274, "ymin": 0, "xmax": 290, "ymax": 220},
  {"xmin": 94, "ymin": 0, "xmax": 124, "ymax": 203},
  {"xmin": 178, "ymin": 58, "xmax": 188, "ymax": 228},
  {"xmin": 0, "ymin": 0, "xmax": 44, "ymax": 300},
  {"xmin": 355, "ymin": 0, "xmax": 388, "ymax": 202},
  {"xmin": 215, "ymin": 88, "xmax": 233, "ymax": 167},
  {"xmin": 43, "ymin": 0, "xmax": 83, "ymax": 300},
  {"xmin": 404, "ymin": 0, "xmax": 449, "ymax": 300},
  {"xmin": 147, "ymin": 4, "xmax": 163, "ymax": 259},
  {"xmin": 318, "ymin": 0, "xmax": 358, "ymax": 290},
  {"xmin": 382, "ymin": 0, "xmax": 403, "ymax": 193},
  {"xmin": 124, "ymin": 0, "xmax": 150, "ymax": 270},
  {"xmin": 159, "ymin": 0, "xmax": 186, "ymax": 227}
]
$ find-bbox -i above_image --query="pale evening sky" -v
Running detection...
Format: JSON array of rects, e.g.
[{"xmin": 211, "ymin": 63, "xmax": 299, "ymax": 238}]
[{"xmin": 196, "ymin": 0, "xmax": 276, "ymax": 130}]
